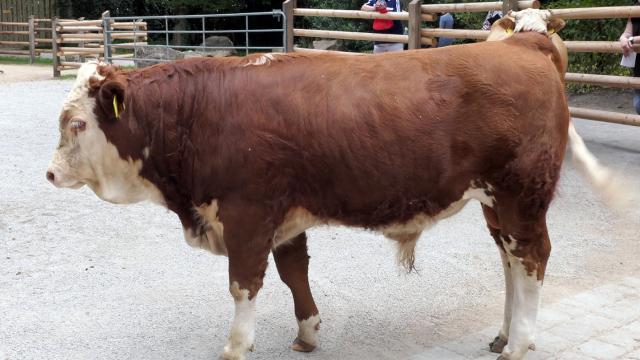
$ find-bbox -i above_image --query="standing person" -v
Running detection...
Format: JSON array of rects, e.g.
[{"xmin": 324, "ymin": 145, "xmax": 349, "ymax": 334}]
[
  {"xmin": 482, "ymin": 10, "xmax": 503, "ymax": 30},
  {"xmin": 437, "ymin": 12, "xmax": 454, "ymax": 47},
  {"xmin": 361, "ymin": 0, "xmax": 404, "ymax": 53},
  {"xmin": 619, "ymin": 0, "xmax": 640, "ymax": 114}
]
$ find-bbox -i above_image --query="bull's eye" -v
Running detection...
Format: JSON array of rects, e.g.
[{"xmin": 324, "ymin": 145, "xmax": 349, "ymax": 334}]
[{"xmin": 70, "ymin": 120, "xmax": 86, "ymax": 132}]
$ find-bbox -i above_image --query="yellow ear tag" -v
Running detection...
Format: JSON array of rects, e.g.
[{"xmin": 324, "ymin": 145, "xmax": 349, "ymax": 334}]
[
  {"xmin": 548, "ymin": 29, "xmax": 556, "ymax": 35},
  {"xmin": 506, "ymin": 28, "xmax": 514, "ymax": 35},
  {"xmin": 113, "ymin": 96, "xmax": 119, "ymax": 119}
]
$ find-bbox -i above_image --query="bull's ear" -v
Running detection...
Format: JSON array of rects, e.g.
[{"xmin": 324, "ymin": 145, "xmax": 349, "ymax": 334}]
[
  {"xmin": 493, "ymin": 16, "xmax": 516, "ymax": 33},
  {"xmin": 97, "ymin": 80, "xmax": 126, "ymax": 122},
  {"xmin": 547, "ymin": 17, "xmax": 565, "ymax": 35}
]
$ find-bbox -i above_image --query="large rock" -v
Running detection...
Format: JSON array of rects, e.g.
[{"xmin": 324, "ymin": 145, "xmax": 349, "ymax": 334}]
[
  {"xmin": 134, "ymin": 46, "xmax": 184, "ymax": 68},
  {"xmin": 199, "ymin": 36, "xmax": 235, "ymax": 57},
  {"xmin": 313, "ymin": 39, "xmax": 341, "ymax": 51}
]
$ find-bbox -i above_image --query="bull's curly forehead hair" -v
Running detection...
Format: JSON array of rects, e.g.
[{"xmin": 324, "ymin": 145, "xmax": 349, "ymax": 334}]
[
  {"xmin": 88, "ymin": 64, "xmax": 125, "ymax": 97},
  {"xmin": 509, "ymin": 8, "xmax": 553, "ymax": 34}
]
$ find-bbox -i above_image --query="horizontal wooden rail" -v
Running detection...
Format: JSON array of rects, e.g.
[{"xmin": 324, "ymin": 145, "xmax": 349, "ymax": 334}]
[
  {"xmin": 421, "ymin": 28, "xmax": 489, "ymax": 40},
  {"xmin": 293, "ymin": 8, "xmax": 435, "ymax": 22},
  {"xmin": 35, "ymin": 38, "xmax": 53, "ymax": 43},
  {"xmin": 570, "ymin": 107, "xmax": 640, "ymax": 127},
  {"xmin": 0, "ymin": 40, "xmax": 29, "ymax": 45},
  {"xmin": 294, "ymin": 28, "xmax": 408, "ymax": 43},
  {"xmin": 550, "ymin": 6, "xmax": 640, "ymax": 20},
  {"xmin": 59, "ymin": 51, "xmax": 102, "ymax": 56},
  {"xmin": 60, "ymin": 46, "xmax": 104, "ymax": 52},
  {"xmin": 565, "ymin": 73, "xmax": 640, "ymax": 89},
  {"xmin": 0, "ymin": 30, "xmax": 29, "ymax": 35},
  {"xmin": 60, "ymin": 32, "xmax": 146, "ymax": 40},
  {"xmin": 58, "ymin": 20, "xmax": 102, "ymax": 27},
  {"xmin": 0, "ymin": 21, "xmax": 28, "ymax": 26},
  {"xmin": 58, "ymin": 25, "xmax": 103, "ymax": 32},
  {"xmin": 421, "ymin": 0, "xmax": 538, "ymax": 14},
  {"xmin": 111, "ymin": 53, "xmax": 135, "ymax": 59}
]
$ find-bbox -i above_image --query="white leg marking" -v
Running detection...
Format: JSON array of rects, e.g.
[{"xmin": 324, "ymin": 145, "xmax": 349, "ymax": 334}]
[
  {"xmin": 297, "ymin": 314, "xmax": 321, "ymax": 347},
  {"xmin": 222, "ymin": 282, "xmax": 256, "ymax": 360},
  {"xmin": 502, "ymin": 253, "xmax": 540, "ymax": 360},
  {"xmin": 499, "ymin": 249, "xmax": 514, "ymax": 341}
]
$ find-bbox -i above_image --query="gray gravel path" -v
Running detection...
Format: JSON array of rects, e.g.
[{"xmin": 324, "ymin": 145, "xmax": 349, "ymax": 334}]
[{"xmin": 1, "ymin": 80, "xmax": 639, "ymax": 360}]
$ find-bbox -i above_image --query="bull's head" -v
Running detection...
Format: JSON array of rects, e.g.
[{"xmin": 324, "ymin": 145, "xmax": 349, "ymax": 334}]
[
  {"xmin": 486, "ymin": 9, "xmax": 568, "ymax": 76},
  {"xmin": 46, "ymin": 61, "xmax": 162, "ymax": 204},
  {"xmin": 486, "ymin": 9, "xmax": 566, "ymax": 42}
]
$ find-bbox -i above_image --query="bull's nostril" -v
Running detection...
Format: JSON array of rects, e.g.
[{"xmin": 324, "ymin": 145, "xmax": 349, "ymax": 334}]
[{"xmin": 46, "ymin": 171, "xmax": 55, "ymax": 182}]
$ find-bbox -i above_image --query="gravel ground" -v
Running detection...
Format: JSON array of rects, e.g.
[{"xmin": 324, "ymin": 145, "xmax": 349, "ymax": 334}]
[{"xmin": 1, "ymin": 79, "xmax": 639, "ymax": 360}]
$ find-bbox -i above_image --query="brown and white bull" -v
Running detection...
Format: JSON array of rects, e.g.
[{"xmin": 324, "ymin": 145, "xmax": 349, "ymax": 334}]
[{"xmin": 46, "ymin": 10, "xmax": 613, "ymax": 360}]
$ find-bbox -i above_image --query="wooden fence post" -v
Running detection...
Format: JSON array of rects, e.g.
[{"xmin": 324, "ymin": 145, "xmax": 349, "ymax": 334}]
[
  {"xmin": 28, "ymin": 15, "xmax": 35, "ymax": 64},
  {"xmin": 51, "ymin": 16, "xmax": 60, "ymax": 77},
  {"xmin": 283, "ymin": 0, "xmax": 295, "ymax": 52},
  {"xmin": 408, "ymin": 0, "xmax": 422, "ymax": 50},
  {"xmin": 502, "ymin": 0, "xmax": 519, "ymax": 15}
]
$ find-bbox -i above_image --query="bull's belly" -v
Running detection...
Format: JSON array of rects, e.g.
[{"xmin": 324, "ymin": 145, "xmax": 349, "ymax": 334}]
[
  {"xmin": 272, "ymin": 183, "xmax": 496, "ymax": 249},
  {"xmin": 183, "ymin": 183, "xmax": 496, "ymax": 256}
]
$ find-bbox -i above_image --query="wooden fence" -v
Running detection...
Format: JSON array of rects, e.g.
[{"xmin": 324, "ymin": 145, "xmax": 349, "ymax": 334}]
[
  {"xmin": 0, "ymin": 17, "xmax": 55, "ymax": 61},
  {"xmin": 52, "ymin": 11, "xmax": 147, "ymax": 76},
  {"xmin": 283, "ymin": 0, "xmax": 640, "ymax": 127}
]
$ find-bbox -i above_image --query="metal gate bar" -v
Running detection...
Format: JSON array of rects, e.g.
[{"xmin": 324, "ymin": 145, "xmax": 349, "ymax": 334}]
[{"xmin": 103, "ymin": 10, "xmax": 287, "ymax": 66}]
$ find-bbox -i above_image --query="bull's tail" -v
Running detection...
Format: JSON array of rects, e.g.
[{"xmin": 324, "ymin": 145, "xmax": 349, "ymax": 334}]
[{"xmin": 568, "ymin": 122, "xmax": 636, "ymax": 209}]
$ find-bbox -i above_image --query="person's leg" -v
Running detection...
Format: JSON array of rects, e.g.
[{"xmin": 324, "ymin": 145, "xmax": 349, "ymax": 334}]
[
  {"xmin": 633, "ymin": 89, "xmax": 640, "ymax": 114},
  {"xmin": 388, "ymin": 43, "xmax": 404, "ymax": 52}
]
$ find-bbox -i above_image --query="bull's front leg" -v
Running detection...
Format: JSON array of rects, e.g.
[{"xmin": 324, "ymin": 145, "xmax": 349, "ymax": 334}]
[
  {"xmin": 219, "ymin": 201, "xmax": 273, "ymax": 360},
  {"xmin": 273, "ymin": 232, "xmax": 321, "ymax": 352}
]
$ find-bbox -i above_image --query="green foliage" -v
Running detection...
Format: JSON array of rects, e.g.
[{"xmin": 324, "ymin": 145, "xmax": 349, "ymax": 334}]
[{"xmin": 0, "ymin": 55, "xmax": 53, "ymax": 65}]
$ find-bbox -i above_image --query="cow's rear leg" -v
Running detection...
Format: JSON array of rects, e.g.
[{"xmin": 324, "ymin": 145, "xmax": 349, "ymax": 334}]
[
  {"xmin": 483, "ymin": 204, "xmax": 550, "ymax": 360},
  {"xmin": 273, "ymin": 232, "xmax": 320, "ymax": 353},
  {"xmin": 483, "ymin": 205, "xmax": 513, "ymax": 354},
  {"xmin": 219, "ymin": 202, "xmax": 273, "ymax": 360}
]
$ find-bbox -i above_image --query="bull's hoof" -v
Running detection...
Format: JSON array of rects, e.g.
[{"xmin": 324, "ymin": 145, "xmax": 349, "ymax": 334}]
[
  {"xmin": 489, "ymin": 336, "xmax": 508, "ymax": 353},
  {"xmin": 220, "ymin": 344, "xmax": 253, "ymax": 360},
  {"xmin": 291, "ymin": 337, "xmax": 316, "ymax": 353}
]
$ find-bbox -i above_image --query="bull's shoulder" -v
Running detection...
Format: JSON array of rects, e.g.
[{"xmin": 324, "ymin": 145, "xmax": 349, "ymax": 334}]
[{"xmin": 503, "ymin": 32, "xmax": 557, "ymax": 57}]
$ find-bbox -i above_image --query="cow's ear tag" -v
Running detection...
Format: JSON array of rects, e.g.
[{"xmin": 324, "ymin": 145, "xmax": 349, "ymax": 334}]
[
  {"xmin": 113, "ymin": 96, "xmax": 125, "ymax": 119},
  {"xmin": 113, "ymin": 96, "xmax": 120, "ymax": 120},
  {"xmin": 506, "ymin": 28, "xmax": 513, "ymax": 35},
  {"xmin": 548, "ymin": 28, "xmax": 556, "ymax": 35}
]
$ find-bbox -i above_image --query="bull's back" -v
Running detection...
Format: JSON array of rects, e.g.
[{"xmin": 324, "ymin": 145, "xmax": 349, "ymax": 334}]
[{"xmin": 198, "ymin": 37, "xmax": 568, "ymax": 224}]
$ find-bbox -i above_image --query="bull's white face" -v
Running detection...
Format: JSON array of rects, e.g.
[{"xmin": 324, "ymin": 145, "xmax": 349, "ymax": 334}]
[{"xmin": 46, "ymin": 61, "xmax": 163, "ymax": 205}]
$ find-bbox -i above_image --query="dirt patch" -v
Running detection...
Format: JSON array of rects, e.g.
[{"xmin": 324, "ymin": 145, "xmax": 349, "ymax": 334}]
[
  {"xmin": 567, "ymin": 88, "xmax": 636, "ymax": 114},
  {"xmin": 0, "ymin": 64, "xmax": 76, "ymax": 83}
]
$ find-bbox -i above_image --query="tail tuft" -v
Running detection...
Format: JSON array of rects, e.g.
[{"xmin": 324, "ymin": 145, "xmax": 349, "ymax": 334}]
[{"xmin": 568, "ymin": 122, "xmax": 639, "ymax": 209}]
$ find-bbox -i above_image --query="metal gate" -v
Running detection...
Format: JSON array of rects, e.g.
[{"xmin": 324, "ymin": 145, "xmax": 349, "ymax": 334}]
[{"xmin": 102, "ymin": 11, "xmax": 287, "ymax": 67}]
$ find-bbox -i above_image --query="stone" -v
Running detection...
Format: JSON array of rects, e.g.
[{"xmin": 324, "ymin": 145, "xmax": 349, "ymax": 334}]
[
  {"xmin": 313, "ymin": 39, "xmax": 342, "ymax": 51},
  {"xmin": 134, "ymin": 46, "xmax": 184, "ymax": 68}
]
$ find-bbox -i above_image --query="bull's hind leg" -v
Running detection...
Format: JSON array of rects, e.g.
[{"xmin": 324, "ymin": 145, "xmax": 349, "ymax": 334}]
[
  {"xmin": 498, "ymin": 222, "xmax": 551, "ymax": 360},
  {"xmin": 483, "ymin": 205, "xmax": 513, "ymax": 354},
  {"xmin": 219, "ymin": 201, "xmax": 274, "ymax": 360},
  {"xmin": 486, "ymin": 198, "xmax": 552, "ymax": 360},
  {"xmin": 273, "ymin": 232, "xmax": 321, "ymax": 352}
]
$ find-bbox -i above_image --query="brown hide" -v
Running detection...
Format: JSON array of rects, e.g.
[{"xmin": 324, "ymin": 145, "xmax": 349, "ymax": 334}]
[{"xmin": 91, "ymin": 32, "xmax": 569, "ymax": 240}]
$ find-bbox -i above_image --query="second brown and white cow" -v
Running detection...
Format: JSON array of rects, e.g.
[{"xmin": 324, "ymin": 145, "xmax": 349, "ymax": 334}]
[{"xmin": 46, "ymin": 10, "xmax": 611, "ymax": 360}]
